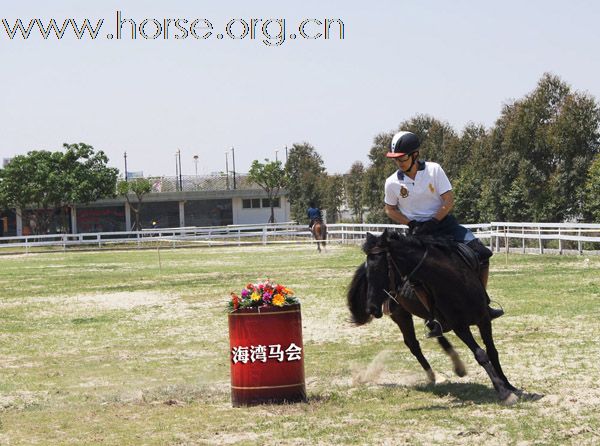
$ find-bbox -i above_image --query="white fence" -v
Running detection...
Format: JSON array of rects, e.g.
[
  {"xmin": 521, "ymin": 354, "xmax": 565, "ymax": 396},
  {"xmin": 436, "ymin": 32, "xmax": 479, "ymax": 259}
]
[{"xmin": 1, "ymin": 222, "xmax": 600, "ymax": 255}]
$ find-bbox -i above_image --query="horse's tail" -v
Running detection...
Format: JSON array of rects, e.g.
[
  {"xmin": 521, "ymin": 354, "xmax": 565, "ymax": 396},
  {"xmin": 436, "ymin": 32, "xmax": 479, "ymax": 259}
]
[
  {"xmin": 321, "ymin": 223, "xmax": 327, "ymax": 246},
  {"xmin": 347, "ymin": 263, "xmax": 372, "ymax": 325}
]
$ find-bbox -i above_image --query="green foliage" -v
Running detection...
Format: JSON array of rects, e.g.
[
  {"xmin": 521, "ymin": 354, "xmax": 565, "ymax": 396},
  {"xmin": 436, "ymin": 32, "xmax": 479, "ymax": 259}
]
[
  {"xmin": 358, "ymin": 74, "xmax": 600, "ymax": 224},
  {"xmin": 248, "ymin": 159, "xmax": 287, "ymax": 223},
  {"xmin": 582, "ymin": 154, "xmax": 600, "ymax": 220},
  {"xmin": 0, "ymin": 143, "xmax": 118, "ymax": 233},
  {"xmin": 344, "ymin": 162, "xmax": 366, "ymax": 222},
  {"xmin": 481, "ymin": 73, "xmax": 600, "ymax": 222},
  {"xmin": 284, "ymin": 143, "xmax": 325, "ymax": 222},
  {"xmin": 117, "ymin": 178, "xmax": 152, "ymax": 230},
  {"xmin": 321, "ymin": 174, "xmax": 345, "ymax": 223}
]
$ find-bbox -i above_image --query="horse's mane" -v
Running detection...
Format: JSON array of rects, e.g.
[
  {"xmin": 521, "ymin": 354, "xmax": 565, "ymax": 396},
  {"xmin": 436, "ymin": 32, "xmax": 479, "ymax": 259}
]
[{"xmin": 362, "ymin": 230, "xmax": 459, "ymax": 255}]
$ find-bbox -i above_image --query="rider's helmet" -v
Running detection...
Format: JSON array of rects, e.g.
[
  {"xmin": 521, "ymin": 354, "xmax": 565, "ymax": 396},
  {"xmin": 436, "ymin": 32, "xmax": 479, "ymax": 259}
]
[{"xmin": 386, "ymin": 131, "xmax": 421, "ymax": 158}]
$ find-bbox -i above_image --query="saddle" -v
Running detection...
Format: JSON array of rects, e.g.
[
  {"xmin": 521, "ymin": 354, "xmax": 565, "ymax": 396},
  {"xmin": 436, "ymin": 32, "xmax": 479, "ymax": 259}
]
[
  {"xmin": 455, "ymin": 242, "xmax": 481, "ymax": 273},
  {"xmin": 397, "ymin": 242, "xmax": 481, "ymax": 302}
]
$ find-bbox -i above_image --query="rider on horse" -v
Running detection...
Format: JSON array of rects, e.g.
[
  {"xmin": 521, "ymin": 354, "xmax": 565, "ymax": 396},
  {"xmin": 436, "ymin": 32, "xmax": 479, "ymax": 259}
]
[
  {"xmin": 383, "ymin": 131, "xmax": 504, "ymax": 338},
  {"xmin": 307, "ymin": 202, "xmax": 323, "ymax": 233}
]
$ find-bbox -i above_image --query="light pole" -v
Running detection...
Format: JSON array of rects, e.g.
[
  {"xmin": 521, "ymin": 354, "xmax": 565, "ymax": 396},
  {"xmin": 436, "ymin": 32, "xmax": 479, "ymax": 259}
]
[
  {"xmin": 225, "ymin": 151, "xmax": 230, "ymax": 190},
  {"xmin": 124, "ymin": 151, "xmax": 128, "ymax": 182},
  {"xmin": 231, "ymin": 147, "xmax": 236, "ymax": 190},
  {"xmin": 178, "ymin": 149, "xmax": 183, "ymax": 191},
  {"xmin": 193, "ymin": 155, "xmax": 199, "ymax": 178},
  {"xmin": 275, "ymin": 149, "xmax": 279, "ymax": 162}
]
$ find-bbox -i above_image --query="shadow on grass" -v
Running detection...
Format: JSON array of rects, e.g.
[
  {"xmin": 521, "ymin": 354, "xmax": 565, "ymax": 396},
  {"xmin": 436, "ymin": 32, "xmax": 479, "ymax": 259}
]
[
  {"xmin": 410, "ymin": 382, "xmax": 545, "ymax": 407},
  {"xmin": 413, "ymin": 382, "xmax": 501, "ymax": 405}
]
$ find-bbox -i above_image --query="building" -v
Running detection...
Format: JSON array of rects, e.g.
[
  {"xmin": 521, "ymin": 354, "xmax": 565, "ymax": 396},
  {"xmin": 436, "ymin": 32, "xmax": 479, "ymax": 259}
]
[{"xmin": 3, "ymin": 174, "xmax": 291, "ymax": 236}]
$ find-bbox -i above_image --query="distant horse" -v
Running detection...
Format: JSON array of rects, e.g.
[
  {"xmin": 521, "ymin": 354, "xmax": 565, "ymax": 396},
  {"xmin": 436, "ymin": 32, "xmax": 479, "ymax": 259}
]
[
  {"xmin": 347, "ymin": 229, "xmax": 518, "ymax": 404},
  {"xmin": 312, "ymin": 220, "xmax": 327, "ymax": 253}
]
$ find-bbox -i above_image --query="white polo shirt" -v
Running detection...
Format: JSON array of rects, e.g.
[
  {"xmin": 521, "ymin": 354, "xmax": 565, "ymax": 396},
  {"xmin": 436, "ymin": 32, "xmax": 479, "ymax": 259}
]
[{"xmin": 384, "ymin": 161, "xmax": 452, "ymax": 222}]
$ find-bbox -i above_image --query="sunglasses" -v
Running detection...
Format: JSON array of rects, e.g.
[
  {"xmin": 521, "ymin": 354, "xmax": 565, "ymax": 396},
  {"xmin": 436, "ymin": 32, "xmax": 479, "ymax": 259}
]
[{"xmin": 394, "ymin": 154, "xmax": 411, "ymax": 162}]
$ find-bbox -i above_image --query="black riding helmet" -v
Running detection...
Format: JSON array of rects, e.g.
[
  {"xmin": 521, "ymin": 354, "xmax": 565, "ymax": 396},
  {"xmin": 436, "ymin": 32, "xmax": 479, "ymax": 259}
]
[{"xmin": 386, "ymin": 131, "xmax": 421, "ymax": 158}]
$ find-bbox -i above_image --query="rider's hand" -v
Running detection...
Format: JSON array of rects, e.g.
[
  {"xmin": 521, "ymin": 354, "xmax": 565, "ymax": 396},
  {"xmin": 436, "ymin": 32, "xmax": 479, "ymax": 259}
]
[{"xmin": 407, "ymin": 220, "xmax": 418, "ymax": 234}]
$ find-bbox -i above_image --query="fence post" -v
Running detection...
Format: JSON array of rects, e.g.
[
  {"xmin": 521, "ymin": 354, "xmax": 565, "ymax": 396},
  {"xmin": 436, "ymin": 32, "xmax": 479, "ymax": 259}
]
[
  {"xmin": 522, "ymin": 226, "xmax": 526, "ymax": 254},
  {"xmin": 262, "ymin": 227, "xmax": 267, "ymax": 245},
  {"xmin": 558, "ymin": 227, "xmax": 562, "ymax": 255},
  {"xmin": 97, "ymin": 233, "xmax": 101, "ymax": 248},
  {"xmin": 495, "ymin": 225, "xmax": 500, "ymax": 253},
  {"xmin": 538, "ymin": 226, "xmax": 543, "ymax": 254},
  {"xmin": 578, "ymin": 229, "xmax": 582, "ymax": 255}
]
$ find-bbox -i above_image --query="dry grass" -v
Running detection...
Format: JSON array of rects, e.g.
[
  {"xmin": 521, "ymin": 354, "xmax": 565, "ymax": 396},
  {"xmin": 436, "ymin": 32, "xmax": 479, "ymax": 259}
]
[{"xmin": 0, "ymin": 245, "xmax": 599, "ymax": 445}]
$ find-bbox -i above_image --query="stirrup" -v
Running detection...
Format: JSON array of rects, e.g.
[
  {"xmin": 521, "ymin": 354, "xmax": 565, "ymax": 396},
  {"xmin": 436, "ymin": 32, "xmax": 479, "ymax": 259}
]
[{"xmin": 425, "ymin": 319, "xmax": 443, "ymax": 338}]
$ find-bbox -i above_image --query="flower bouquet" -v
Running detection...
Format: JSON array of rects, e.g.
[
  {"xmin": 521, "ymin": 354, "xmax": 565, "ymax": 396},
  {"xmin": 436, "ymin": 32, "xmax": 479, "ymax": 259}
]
[{"xmin": 228, "ymin": 279, "xmax": 298, "ymax": 312}]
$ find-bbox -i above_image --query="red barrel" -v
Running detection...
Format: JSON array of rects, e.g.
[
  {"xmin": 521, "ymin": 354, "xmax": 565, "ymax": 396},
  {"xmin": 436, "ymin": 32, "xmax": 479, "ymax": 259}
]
[{"xmin": 228, "ymin": 303, "xmax": 306, "ymax": 406}]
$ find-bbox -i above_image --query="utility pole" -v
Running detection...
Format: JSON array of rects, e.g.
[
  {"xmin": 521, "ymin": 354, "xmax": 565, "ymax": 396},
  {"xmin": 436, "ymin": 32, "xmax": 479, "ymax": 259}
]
[
  {"xmin": 193, "ymin": 155, "xmax": 199, "ymax": 178},
  {"xmin": 275, "ymin": 149, "xmax": 279, "ymax": 162},
  {"xmin": 231, "ymin": 146, "xmax": 237, "ymax": 190},
  {"xmin": 124, "ymin": 151, "xmax": 128, "ymax": 182}
]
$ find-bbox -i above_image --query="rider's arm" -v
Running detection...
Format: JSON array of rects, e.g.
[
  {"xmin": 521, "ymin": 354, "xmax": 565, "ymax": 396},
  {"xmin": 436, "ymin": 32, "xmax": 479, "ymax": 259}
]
[
  {"xmin": 384, "ymin": 204, "xmax": 412, "ymax": 225},
  {"xmin": 433, "ymin": 190, "xmax": 454, "ymax": 222}
]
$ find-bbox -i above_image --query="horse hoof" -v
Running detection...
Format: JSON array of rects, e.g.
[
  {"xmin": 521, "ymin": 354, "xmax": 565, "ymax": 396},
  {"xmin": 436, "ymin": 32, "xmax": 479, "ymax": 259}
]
[
  {"xmin": 454, "ymin": 364, "xmax": 467, "ymax": 378},
  {"xmin": 426, "ymin": 369, "xmax": 436, "ymax": 384},
  {"xmin": 500, "ymin": 392, "xmax": 518, "ymax": 406}
]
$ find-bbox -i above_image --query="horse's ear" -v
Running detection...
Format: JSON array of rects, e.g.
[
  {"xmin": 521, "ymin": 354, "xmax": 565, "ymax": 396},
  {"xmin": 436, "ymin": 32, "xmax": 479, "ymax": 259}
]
[{"xmin": 366, "ymin": 232, "xmax": 376, "ymax": 243}]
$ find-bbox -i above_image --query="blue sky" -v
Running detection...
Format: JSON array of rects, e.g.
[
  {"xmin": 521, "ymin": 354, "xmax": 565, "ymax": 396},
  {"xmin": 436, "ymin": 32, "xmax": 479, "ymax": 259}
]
[{"xmin": 2, "ymin": 0, "xmax": 599, "ymax": 176}]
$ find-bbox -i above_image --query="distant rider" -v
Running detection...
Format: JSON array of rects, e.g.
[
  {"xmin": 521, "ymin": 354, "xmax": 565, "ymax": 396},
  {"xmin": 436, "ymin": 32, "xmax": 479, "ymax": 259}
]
[{"xmin": 307, "ymin": 202, "xmax": 323, "ymax": 232}]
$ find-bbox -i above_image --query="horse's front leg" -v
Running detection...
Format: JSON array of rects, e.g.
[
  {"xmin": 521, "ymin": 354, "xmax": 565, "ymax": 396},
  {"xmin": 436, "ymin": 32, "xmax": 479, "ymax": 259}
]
[
  {"xmin": 453, "ymin": 326, "xmax": 518, "ymax": 405},
  {"xmin": 390, "ymin": 308, "xmax": 435, "ymax": 384},
  {"xmin": 436, "ymin": 336, "xmax": 467, "ymax": 377}
]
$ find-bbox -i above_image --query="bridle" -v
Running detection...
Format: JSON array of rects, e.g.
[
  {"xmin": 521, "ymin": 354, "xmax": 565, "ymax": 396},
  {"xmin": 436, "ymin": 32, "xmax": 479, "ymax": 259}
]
[{"xmin": 366, "ymin": 244, "xmax": 429, "ymax": 305}]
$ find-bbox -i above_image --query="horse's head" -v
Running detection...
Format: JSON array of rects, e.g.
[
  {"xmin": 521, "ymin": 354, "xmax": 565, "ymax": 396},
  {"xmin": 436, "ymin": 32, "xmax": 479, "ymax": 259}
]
[{"xmin": 361, "ymin": 229, "xmax": 395, "ymax": 319}]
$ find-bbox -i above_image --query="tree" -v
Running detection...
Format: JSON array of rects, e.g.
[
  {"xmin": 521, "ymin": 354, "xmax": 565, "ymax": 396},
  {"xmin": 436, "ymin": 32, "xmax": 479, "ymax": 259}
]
[
  {"xmin": 248, "ymin": 159, "xmax": 287, "ymax": 223},
  {"xmin": 284, "ymin": 143, "xmax": 326, "ymax": 222},
  {"xmin": 344, "ymin": 162, "xmax": 366, "ymax": 222},
  {"xmin": 0, "ymin": 144, "xmax": 118, "ymax": 234},
  {"xmin": 483, "ymin": 73, "xmax": 600, "ymax": 222},
  {"xmin": 117, "ymin": 178, "xmax": 152, "ymax": 230},
  {"xmin": 362, "ymin": 132, "xmax": 395, "ymax": 223},
  {"xmin": 321, "ymin": 174, "xmax": 345, "ymax": 223},
  {"xmin": 582, "ymin": 154, "xmax": 600, "ymax": 221}
]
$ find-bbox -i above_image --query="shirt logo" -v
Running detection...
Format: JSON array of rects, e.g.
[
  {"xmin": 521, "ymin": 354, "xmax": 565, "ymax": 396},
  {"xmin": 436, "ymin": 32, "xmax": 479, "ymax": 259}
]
[
  {"xmin": 400, "ymin": 186, "xmax": 409, "ymax": 198},
  {"xmin": 429, "ymin": 183, "xmax": 435, "ymax": 194}
]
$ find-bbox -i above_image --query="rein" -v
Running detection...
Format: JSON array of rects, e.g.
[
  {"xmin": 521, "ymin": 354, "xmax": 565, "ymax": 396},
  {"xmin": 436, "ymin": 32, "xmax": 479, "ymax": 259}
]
[{"xmin": 367, "ymin": 245, "xmax": 429, "ymax": 303}]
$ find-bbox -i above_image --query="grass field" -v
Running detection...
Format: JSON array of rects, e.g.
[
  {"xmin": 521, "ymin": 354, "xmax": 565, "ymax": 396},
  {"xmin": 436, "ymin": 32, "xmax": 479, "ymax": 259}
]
[{"xmin": 1, "ymin": 243, "xmax": 600, "ymax": 445}]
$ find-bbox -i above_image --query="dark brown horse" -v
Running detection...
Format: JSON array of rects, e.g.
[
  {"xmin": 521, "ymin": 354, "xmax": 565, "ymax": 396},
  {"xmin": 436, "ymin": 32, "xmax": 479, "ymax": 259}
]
[
  {"xmin": 312, "ymin": 221, "xmax": 327, "ymax": 252},
  {"xmin": 347, "ymin": 229, "xmax": 518, "ymax": 404}
]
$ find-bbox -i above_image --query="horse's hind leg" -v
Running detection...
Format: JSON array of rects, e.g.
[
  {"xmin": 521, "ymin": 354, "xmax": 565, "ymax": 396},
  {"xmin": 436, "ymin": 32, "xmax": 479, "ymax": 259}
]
[
  {"xmin": 436, "ymin": 336, "xmax": 467, "ymax": 377},
  {"xmin": 477, "ymin": 318, "xmax": 517, "ymax": 392},
  {"xmin": 390, "ymin": 310, "xmax": 435, "ymax": 384},
  {"xmin": 453, "ymin": 326, "xmax": 517, "ymax": 404}
]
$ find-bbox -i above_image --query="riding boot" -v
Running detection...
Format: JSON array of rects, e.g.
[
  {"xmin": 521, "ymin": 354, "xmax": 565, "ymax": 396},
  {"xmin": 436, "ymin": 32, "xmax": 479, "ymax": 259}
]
[
  {"xmin": 414, "ymin": 286, "xmax": 443, "ymax": 338},
  {"xmin": 480, "ymin": 265, "xmax": 504, "ymax": 320}
]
